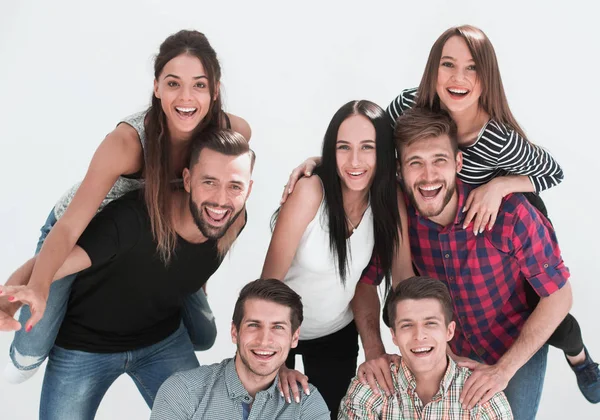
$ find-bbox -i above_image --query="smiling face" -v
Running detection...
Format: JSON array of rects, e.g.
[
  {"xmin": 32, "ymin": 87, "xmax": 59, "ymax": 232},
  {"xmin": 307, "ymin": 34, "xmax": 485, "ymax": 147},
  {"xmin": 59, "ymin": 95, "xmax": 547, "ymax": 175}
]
[
  {"xmin": 153, "ymin": 53, "xmax": 216, "ymax": 140},
  {"xmin": 391, "ymin": 298, "xmax": 455, "ymax": 377},
  {"xmin": 436, "ymin": 36, "xmax": 482, "ymax": 115},
  {"xmin": 400, "ymin": 135, "xmax": 462, "ymax": 224},
  {"xmin": 232, "ymin": 298, "xmax": 300, "ymax": 379},
  {"xmin": 183, "ymin": 148, "xmax": 252, "ymax": 240},
  {"xmin": 335, "ymin": 114, "xmax": 377, "ymax": 192}
]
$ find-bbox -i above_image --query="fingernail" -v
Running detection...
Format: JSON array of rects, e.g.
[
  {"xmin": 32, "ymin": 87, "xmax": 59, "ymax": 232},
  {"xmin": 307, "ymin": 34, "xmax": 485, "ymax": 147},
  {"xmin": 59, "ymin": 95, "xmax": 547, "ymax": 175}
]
[
  {"xmin": 280, "ymin": 391, "xmax": 284, "ymax": 398},
  {"xmin": 306, "ymin": 389, "xmax": 310, "ymax": 396},
  {"xmin": 8, "ymin": 296, "xmax": 14, "ymax": 302},
  {"xmin": 306, "ymin": 172, "xmax": 311, "ymax": 176},
  {"xmin": 288, "ymin": 188, "xmax": 292, "ymax": 194},
  {"xmin": 287, "ymin": 397, "xmax": 291, "ymax": 404},
  {"xmin": 295, "ymin": 396, "xmax": 300, "ymax": 404},
  {"xmin": 26, "ymin": 325, "xmax": 32, "ymax": 332}
]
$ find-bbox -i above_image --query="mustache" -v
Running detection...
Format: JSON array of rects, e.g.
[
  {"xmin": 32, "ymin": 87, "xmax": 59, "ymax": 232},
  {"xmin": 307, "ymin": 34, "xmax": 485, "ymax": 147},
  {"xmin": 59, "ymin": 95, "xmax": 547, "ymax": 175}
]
[{"xmin": 415, "ymin": 180, "xmax": 446, "ymax": 189}]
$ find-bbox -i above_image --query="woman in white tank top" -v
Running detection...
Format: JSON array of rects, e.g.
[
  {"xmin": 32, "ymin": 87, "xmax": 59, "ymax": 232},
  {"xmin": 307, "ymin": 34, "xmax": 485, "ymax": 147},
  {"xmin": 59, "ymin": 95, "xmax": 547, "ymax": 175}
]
[{"xmin": 261, "ymin": 100, "xmax": 413, "ymax": 418}]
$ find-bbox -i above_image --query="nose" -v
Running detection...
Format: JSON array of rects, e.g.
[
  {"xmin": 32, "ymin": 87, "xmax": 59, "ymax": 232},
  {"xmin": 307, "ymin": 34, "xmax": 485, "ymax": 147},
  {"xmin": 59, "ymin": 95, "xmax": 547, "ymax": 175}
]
[
  {"xmin": 351, "ymin": 148, "xmax": 361, "ymax": 168},
  {"xmin": 451, "ymin": 66, "xmax": 466, "ymax": 83},
  {"xmin": 210, "ymin": 186, "xmax": 228, "ymax": 206},
  {"xmin": 257, "ymin": 328, "xmax": 273, "ymax": 346},
  {"xmin": 179, "ymin": 85, "xmax": 193, "ymax": 101},
  {"xmin": 422, "ymin": 162, "xmax": 436, "ymax": 180},
  {"xmin": 414, "ymin": 324, "xmax": 427, "ymax": 341}
]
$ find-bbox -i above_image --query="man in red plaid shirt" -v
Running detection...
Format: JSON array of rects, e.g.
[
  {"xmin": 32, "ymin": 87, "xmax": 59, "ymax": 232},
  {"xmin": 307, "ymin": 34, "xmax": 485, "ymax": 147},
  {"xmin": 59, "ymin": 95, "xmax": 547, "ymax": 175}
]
[{"xmin": 355, "ymin": 108, "xmax": 573, "ymax": 420}]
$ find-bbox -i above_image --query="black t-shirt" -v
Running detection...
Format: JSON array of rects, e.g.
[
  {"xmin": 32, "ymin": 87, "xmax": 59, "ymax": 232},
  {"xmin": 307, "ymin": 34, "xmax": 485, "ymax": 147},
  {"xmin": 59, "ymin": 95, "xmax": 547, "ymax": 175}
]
[{"xmin": 55, "ymin": 190, "xmax": 222, "ymax": 353}]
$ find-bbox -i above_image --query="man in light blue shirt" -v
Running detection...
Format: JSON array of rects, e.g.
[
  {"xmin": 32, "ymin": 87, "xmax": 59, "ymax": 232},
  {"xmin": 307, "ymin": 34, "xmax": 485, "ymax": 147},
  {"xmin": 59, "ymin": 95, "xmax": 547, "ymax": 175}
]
[{"xmin": 151, "ymin": 279, "xmax": 330, "ymax": 419}]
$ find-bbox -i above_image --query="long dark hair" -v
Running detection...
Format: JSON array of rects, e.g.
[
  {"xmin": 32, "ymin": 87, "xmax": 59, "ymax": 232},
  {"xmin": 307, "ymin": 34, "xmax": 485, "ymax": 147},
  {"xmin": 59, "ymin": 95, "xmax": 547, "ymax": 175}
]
[
  {"xmin": 144, "ymin": 30, "xmax": 224, "ymax": 262},
  {"xmin": 416, "ymin": 25, "xmax": 526, "ymax": 138},
  {"xmin": 273, "ymin": 101, "xmax": 400, "ymax": 289}
]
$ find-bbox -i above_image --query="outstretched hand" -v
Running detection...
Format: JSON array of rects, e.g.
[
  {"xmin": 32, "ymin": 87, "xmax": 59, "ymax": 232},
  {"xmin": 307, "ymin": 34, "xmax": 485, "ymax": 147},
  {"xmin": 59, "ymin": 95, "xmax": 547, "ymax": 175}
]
[
  {"xmin": 0, "ymin": 284, "xmax": 48, "ymax": 332},
  {"xmin": 458, "ymin": 359, "xmax": 511, "ymax": 410}
]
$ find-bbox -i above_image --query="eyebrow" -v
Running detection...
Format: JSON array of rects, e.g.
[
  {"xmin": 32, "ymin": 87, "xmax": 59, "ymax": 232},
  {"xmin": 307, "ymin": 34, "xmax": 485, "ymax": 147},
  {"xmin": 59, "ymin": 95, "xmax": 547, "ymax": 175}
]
[
  {"xmin": 163, "ymin": 74, "xmax": 208, "ymax": 80},
  {"xmin": 245, "ymin": 319, "xmax": 289, "ymax": 326},
  {"xmin": 397, "ymin": 315, "xmax": 443, "ymax": 324},
  {"xmin": 441, "ymin": 55, "xmax": 474, "ymax": 62},
  {"xmin": 406, "ymin": 152, "xmax": 449, "ymax": 161},
  {"xmin": 336, "ymin": 139, "xmax": 376, "ymax": 144}
]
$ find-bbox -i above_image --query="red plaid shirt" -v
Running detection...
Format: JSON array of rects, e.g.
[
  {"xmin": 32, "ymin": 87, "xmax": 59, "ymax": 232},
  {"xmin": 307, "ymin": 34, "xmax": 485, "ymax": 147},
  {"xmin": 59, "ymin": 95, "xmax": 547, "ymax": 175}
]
[{"xmin": 360, "ymin": 180, "xmax": 569, "ymax": 364}]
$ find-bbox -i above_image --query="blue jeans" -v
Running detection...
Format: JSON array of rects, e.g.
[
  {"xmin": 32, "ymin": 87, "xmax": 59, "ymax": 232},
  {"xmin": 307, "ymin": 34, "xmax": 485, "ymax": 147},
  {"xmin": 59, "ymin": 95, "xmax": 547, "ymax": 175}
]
[
  {"xmin": 503, "ymin": 345, "xmax": 548, "ymax": 420},
  {"xmin": 10, "ymin": 209, "xmax": 217, "ymax": 370},
  {"xmin": 40, "ymin": 323, "xmax": 199, "ymax": 420}
]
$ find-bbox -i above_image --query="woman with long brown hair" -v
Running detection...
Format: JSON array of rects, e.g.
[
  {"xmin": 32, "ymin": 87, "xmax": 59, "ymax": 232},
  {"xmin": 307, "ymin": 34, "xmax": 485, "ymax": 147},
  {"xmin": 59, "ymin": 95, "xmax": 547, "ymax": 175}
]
[{"xmin": 2, "ymin": 29, "xmax": 250, "ymax": 383}]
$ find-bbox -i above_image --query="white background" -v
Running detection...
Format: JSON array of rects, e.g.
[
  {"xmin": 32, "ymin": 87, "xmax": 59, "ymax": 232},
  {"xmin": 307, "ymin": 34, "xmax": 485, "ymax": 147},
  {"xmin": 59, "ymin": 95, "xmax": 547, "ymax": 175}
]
[{"xmin": 1, "ymin": 1, "xmax": 599, "ymax": 418}]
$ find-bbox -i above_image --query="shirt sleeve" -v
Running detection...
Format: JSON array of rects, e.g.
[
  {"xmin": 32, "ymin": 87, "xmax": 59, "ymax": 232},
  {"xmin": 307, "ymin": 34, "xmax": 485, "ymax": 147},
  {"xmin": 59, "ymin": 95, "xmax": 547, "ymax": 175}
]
[
  {"xmin": 359, "ymin": 251, "xmax": 384, "ymax": 286},
  {"xmin": 337, "ymin": 377, "xmax": 383, "ymax": 419},
  {"xmin": 497, "ymin": 128, "xmax": 564, "ymax": 193},
  {"xmin": 300, "ymin": 385, "xmax": 331, "ymax": 419},
  {"xmin": 510, "ymin": 196, "xmax": 570, "ymax": 296},
  {"xmin": 386, "ymin": 88, "xmax": 418, "ymax": 128},
  {"xmin": 478, "ymin": 391, "xmax": 514, "ymax": 420},
  {"xmin": 76, "ymin": 196, "xmax": 142, "ymax": 267},
  {"xmin": 150, "ymin": 374, "xmax": 195, "ymax": 419}
]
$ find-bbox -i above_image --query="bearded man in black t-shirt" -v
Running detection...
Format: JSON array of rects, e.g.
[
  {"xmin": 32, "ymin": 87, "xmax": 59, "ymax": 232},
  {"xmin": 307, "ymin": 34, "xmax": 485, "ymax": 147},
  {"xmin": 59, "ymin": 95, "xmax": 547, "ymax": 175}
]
[{"xmin": 0, "ymin": 129, "xmax": 255, "ymax": 419}]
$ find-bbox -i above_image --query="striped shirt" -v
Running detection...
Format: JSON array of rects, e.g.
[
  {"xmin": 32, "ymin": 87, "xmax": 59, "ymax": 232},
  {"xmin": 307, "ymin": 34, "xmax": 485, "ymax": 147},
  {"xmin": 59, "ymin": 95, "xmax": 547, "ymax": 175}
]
[
  {"xmin": 338, "ymin": 357, "xmax": 513, "ymax": 419},
  {"xmin": 150, "ymin": 358, "xmax": 330, "ymax": 420},
  {"xmin": 387, "ymin": 88, "xmax": 564, "ymax": 193}
]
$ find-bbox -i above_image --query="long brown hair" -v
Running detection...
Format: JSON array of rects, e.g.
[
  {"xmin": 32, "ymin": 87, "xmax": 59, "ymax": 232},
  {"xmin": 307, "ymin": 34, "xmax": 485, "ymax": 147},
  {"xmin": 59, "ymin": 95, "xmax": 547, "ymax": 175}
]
[
  {"xmin": 144, "ymin": 30, "xmax": 224, "ymax": 263},
  {"xmin": 416, "ymin": 25, "xmax": 526, "ymax": 138}
]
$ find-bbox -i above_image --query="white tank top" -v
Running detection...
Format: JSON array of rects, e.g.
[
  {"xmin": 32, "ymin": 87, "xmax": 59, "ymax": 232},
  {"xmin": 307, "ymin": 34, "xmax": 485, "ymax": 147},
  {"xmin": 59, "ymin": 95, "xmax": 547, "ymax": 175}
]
[{"xmin": 284, "ymin": 187, "xmax": 375, "ymax": 340}]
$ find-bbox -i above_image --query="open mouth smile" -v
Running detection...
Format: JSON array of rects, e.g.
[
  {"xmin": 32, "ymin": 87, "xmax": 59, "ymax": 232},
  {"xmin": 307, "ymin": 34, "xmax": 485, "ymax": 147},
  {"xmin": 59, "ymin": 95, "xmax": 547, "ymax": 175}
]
[
  {"xmin": 204, "ymin": 206, "xmax": 230, "ymax": 226},
  {"xmin": 251, "ymin": 350, "xmax": 277, "ymax": 361},
  {"xmin": 418, "ymin": 184, "xmax": 443, "ymax": 200},
  {"xmin": 446, "ymin": 87, "xmax": 470, "ymax": 99},
  {"xmin": 410, "ymin": 346, "xmax": 434, "ymax": 357},
  {"xmin": 175, "ymin": 106, "xmax": 198, "ymax": 118}
]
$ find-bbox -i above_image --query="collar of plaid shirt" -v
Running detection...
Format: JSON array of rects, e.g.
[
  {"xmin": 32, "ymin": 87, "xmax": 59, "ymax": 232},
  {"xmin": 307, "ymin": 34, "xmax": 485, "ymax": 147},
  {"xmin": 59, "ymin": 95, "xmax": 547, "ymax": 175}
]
[{"xmin": 395, "ymin": 356, "xmax": 457, "ymax": 399}]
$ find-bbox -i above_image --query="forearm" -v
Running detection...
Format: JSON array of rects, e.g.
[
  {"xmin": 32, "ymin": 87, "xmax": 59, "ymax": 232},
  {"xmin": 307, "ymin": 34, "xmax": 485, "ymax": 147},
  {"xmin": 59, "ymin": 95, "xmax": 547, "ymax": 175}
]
[
  {"xmin": 493, "ymin": 175, "xmax": 535, "ymax": 196},
  {"xmin": 351, "ymin": 282, "xmax": 385, "ymax": 359},
  {"xmin": 497, "ymin": 282, "xmax": 572, "ymax": 376},
  {"xmin": 28, "ymin": 223, "xmax": 79, "ymax": 290}
]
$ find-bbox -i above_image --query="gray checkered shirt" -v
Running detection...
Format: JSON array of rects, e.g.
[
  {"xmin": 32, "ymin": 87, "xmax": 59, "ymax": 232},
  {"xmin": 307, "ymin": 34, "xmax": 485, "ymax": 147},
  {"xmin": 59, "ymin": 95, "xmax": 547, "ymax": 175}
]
[{"xmin": 150, "ymin": 358, "xmax": 330, "ymax": 420}]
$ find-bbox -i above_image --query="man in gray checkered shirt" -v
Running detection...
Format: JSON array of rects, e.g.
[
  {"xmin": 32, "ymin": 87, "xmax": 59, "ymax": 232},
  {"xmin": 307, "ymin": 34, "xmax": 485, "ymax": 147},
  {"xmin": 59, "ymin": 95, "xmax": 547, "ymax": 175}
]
[{"xmin": 151, "ymin": 279, "xmax": 330, "ymax": 419}]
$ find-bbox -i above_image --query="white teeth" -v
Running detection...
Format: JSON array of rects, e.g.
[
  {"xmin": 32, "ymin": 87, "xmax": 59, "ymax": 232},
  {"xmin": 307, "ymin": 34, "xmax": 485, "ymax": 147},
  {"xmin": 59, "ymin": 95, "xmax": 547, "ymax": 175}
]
[
  {"xmin": 253, "ymin": 351, "xmax": 275, "ymax": 356},
  {"xmin": 411, "ymin": 347, "xmax": 433, "ymax": 353},
  {"xmin": 349, "ymin": 171, "xmax": 365, "ymax": 176},
  {"xmin": 206, "ymin": 207, "xmax": 227, "ymax": 215},
  {"xmin": 419, "ymin": 184, "xmax": 442, "ymax": 191},
  {"xmin": 176, "ymin": 107, "xmax": 197, "ymax": 112},
  {"xmin": 448, "ymin": 88, "xmax": 468, "ymax": 94}
]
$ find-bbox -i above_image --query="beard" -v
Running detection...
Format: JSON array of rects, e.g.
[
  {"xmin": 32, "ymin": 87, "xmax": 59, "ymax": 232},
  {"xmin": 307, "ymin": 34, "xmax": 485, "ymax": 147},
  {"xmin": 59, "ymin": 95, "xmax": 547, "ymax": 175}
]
[
  {"xmin": 189, "ymin": 198, "xmax": 244, "ymax": 240},
  {"xmin": 403, "ymin": 179, "xmax": 456, "ymax": 218},
  {"xmin": 236, "ymin": 341, "xmax": 281, "ymax": 378}
]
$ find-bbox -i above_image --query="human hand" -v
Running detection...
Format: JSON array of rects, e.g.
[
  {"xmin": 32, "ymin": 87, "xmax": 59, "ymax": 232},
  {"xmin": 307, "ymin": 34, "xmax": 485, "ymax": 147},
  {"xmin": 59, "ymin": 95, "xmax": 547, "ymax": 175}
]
[
  {"xmin": 0, "ymin": 284, "xmax": 49, "ymax": 332},
  {"xmin": 462, "ymin": 181, "xmax": 504, "ymax": 235},
  {"xmin": 458, "ymin": 360, "xmax": 511, "ymax": 410},
  {"xmin": 280, "ymin": 157, "xmax": 318, "ymax": 204},
  {"xmin": 277, "ymin": 365, "xmax": 310, "ymax": 404},
  {"xmin": 357, "ymin": 353, "xmax": 401, "ymax": 396},
  {"xmin": 0, "ymin": 299, "xmax": 21, "ymax": 331}
]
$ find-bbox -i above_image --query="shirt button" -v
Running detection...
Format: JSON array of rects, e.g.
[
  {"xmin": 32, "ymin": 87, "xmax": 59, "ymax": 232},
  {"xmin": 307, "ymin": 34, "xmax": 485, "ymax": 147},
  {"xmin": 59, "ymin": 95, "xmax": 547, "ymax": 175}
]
[
  {"xmin": 543, "ymin": 263, "xmax": 549, "ymax": 268},
  {"xmin": 448, "ymin": 276, "xmax": 454, "ymax": 281},
  {"xmin": 445, "ymin": 253, "xmax": 450, "ymax": 259},
  {"xmin": 244, "ymin": 396, "xmax": 250, "ymax": 401}
]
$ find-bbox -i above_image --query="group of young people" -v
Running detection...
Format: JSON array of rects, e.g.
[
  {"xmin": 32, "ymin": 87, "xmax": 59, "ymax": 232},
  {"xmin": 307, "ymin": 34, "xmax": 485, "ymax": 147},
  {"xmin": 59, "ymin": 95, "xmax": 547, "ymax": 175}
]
[{"xmin": 0, "ymin": 25, "xmax": 597, "ymax": 420}]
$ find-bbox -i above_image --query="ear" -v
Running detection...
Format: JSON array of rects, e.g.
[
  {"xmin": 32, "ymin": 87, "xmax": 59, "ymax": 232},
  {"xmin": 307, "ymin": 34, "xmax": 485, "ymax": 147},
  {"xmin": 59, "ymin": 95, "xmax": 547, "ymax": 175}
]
[
  {"xmin": 153, "ymin": 79, "xmax": 160, "ymax": 99},
  {"xmin": 245, "ymin": 180, "xmax": 253, "ymax": 201},
  {"xmin": 231, "ymin": 322, "xmax": 238, "ymax": 345},
  {"xmin": 183, "ymin": 167, "xmax": 192, "ymax": 193},
  {"xmin": 214, "ymin": 81, "xmax": 220, "ymax": 101},
  {"xmin": 455, "ymin": 151, "xmax": 463, "ymax": 174},
  {"xmin": 446, "ymin": 320, "xmax": 456, "ymax": 342},
  {"xmin": 291, "ymin": 327, "xmax": 300, "ymax": 349},
  {"xmin": 390, "ymin": 327, "xmax": 398, "ymax": 347}
]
